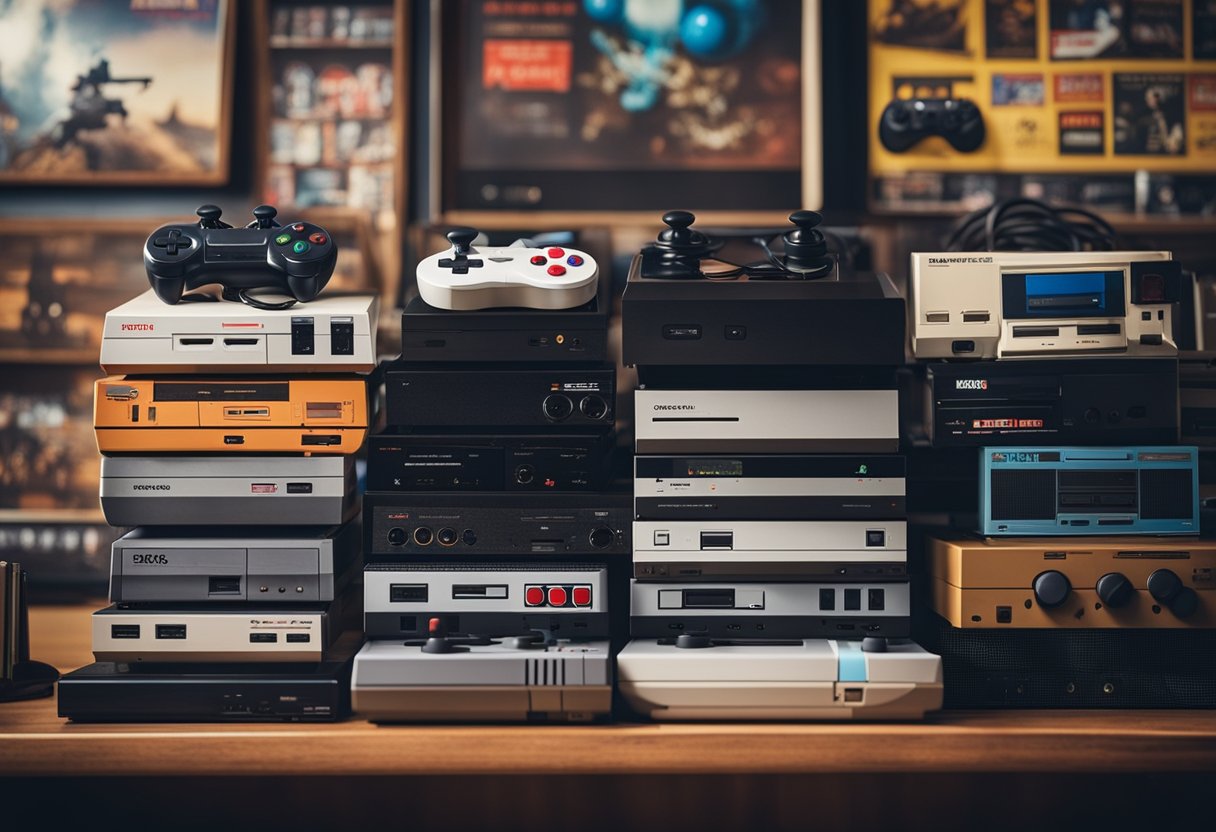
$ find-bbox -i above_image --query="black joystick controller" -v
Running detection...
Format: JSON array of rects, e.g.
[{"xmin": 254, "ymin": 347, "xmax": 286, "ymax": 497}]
[
  {"xmin": 143, "ymin": 204, "xmax": 337, "ymax": 305},
  {"xmin": 447, "ymin": 227, "xmax": 478, "ymax": 256},
  {"xmin": 781, "ymin": 210, "xmax": 833, "ymax": 277},
  {"xmin": 639, "ymin": 210, "xmax": 722, "ymax": 279},
  {"xmin": 196, "ymin": 204, "xmax": 231, "ymax": 229},
  {"xmin": 878, "ymin": 97, "xmax": 986, "ymax": 153},
  {"xmin": 251, "ymin": 204, "xmax": 280, "ymax": 229},
  {"xmin": 509, "ymin": 631, "xmax": 550, "ymax": 650},
  {"xmin": 861, "ymin": 636, "xmax": 888, "ymax": 653},
  {"xmin": 674, "ymin": 633, "xmax": 714, "ymax": 649},
  {"xmin": 421, "ymin": 617, "xmax": 464, "ymax": 654},
  {"xmin": 655, "ymin": 211, "xmax": 716, "ymax": 257}
]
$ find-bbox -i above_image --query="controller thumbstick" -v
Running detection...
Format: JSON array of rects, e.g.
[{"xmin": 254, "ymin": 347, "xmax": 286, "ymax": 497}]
[
  {"xmin": 674, "ymin": 633, "xmax": 713, "ymax": 649},
  {"xmin": 782, "ymin": 209, "xmax": 830, "ymax": 274},
  {"xmin": 252, "ymin": 204, "xmax": 279, "ymax": 229},
  {"xmin": 446, "ymin": 227, "xmax": 478, "ymax": 255},
  {"xmin": 421, "ymin": 617, "xmax": 457, "ymax": 654},
  {"xmin": 1033, "ymin": 570, "xmax": 1072, "ymax": 609},
  {"xmin": 661, "ymin": 210, "xmax": 696, "ymax": 245},
  {"xmin": 196, "ymin": 204, "xmax": 224, "ymax": 228},
  {"xmin": 1096, "ymin": 573, "xmax": 1134, "ymax": 609}
]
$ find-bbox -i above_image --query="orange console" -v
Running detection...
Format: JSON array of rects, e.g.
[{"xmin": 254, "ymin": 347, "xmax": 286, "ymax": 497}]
[
  {"xmin": 94, "ymin": 376, "xmax": 368, "ymax": 455},
  {"xmin": 928, "ymin": 535, "xmax": 1216, "ymax": 629}
]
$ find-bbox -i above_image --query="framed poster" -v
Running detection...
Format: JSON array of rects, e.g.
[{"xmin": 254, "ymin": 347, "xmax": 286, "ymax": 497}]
[
  {"xmin": 0, "ymin": 0, "xmax": 234, "ymax": 185},
  {"xmin": 432, "ymin": 0, "xmax": 821, "ymax": 217}
]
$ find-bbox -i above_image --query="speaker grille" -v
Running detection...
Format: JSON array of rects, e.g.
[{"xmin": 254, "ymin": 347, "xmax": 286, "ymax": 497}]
[
  {"xmin": 989, "ymin": 470, "xmax": 1056, "ymax": 520},
  {"xmin": 1139, "ymin": 469, "xmax": 1193, "ymax": 520}
]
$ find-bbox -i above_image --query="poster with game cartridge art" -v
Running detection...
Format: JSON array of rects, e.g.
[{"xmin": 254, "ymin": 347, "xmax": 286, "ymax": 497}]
[
  {"xmin": 0, "ymin": 0, "xmax": 234, "ymax": 185},
  {"xmin": 868, "ymin": 0, "xmax": 1216, "ymax": 214}
]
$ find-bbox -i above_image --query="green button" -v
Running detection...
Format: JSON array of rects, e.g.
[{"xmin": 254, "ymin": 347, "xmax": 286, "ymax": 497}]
[
  {"xmin": 275, "ymin": 233, "xmax": 292, "ymax": 245},
  {"xmin": 292, "ymin": 240, "xmax": 310, "ymax": 254}
]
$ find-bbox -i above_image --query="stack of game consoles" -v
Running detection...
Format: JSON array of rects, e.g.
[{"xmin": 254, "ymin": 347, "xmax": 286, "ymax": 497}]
[
  {"xmin": 58, "ymin": 205, "xmax": 377, "ymax": 722},
  {"xmin": 350, "ymin": 229, "xmax": 628, "ymax": 722},
  {"xmin": 615, "ymin": 211, "xmax": 944, "ymax": 720},
  {"xmin": 909, "ymin": 250, "xmax": 1216, "ymax": 708}
]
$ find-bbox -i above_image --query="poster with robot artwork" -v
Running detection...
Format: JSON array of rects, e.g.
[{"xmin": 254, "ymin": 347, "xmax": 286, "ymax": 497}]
[
  {"xmin": 442, "ymin": 0, "xmax": 818, "ymax": 212},
  {"xmin": 0, "ymin": 0, "xmax": 233, "ymax": 184}
]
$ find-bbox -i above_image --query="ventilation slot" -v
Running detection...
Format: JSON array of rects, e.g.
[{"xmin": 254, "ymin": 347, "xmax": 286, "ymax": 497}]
[{"xmin": 989, "ymin": 470, "xmax": 1057, "ymax": 520}]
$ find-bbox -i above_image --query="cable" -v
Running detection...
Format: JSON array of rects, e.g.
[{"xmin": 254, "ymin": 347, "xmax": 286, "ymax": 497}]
[{"xmin": 944, "ymin": 198, "xmax": 1117, "ymax": 252}]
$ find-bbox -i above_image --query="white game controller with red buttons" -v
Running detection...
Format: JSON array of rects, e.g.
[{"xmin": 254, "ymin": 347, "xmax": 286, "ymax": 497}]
[{"xmin": 416, "ymin": 228, "xmax": 599, "ymax": 311}]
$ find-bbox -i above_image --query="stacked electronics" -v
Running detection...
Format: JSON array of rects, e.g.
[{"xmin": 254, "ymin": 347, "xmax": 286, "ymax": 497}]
[
  {"xmin": 909, "ymin": 249, "xmax": 1216, "ymax": 708},
  {"xmin": 58, "ymin": 205, "xmax": 376, "ymax": 722},
  {"xmin": 350, "ymin": 228, "xmax": 628, "ymax": 722},
  {"xmin": 615, "ymin": 211, "xmax": 944, "ymax": 720}
]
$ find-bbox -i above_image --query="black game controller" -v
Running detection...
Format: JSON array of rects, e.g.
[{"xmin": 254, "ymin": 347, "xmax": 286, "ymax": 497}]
[
  {"xmin": 878, "ymin": 98, "xmax": 985, "ymax": 153},
  {"xmin": 143, "ymin": 204, "xmax": 338, "ymax": 305}
]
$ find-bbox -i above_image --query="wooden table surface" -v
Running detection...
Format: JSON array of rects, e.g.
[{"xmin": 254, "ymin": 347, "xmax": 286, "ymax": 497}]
[{"xmin": 4, "ymin": 604, "xmax": 1216, "ymax": 778}]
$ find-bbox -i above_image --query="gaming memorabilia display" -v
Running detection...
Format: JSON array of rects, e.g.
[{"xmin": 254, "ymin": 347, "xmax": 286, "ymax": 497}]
[
  {"xmin": 352, "ymin": 227, "xmax": 623, "ymax": 723},
  {"xmin": 868, "ymin": 0, "xmax": 1216, "ymax": 215},
  {"xmin": 59, "ymin": 206, "xmax": 373, "ymax": 722},
  {"xmin": 28, "ymin": 194, "xmax": 1213, "ymax": 723}
]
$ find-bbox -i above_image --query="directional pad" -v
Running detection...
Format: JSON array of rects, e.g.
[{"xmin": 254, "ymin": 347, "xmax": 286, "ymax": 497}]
[
  {"xmin": 152, "ymin": 229, "xmax": 189, "ymax": 256},
  {"xmin": 437, "ymin": 258, "xmax": 483, "ymax": 270}
]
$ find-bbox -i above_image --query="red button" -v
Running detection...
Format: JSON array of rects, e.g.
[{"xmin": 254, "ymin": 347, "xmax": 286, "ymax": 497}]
[
  {"xmin": 547, "ymin": 265, "xmax": 566, "ymax": 276},
  {"xmin": 547, "ymin": 586, "xmax": 568, "ymax": 607},
  {"xmin": 309, "ymin": 233, "xmax": 327, "ymax": 245},
  {"xmin": 530, "ymin": 255, "xmax": 546, "ymax": 266},
  {"xmin": 572, "ymin": 586, "xmax": 592, "ymax": 607},
  {"xmin": 547, "ymin": 247, "xmax": 565, "ymax": 258},
  {"xmin": 292, "ymin": 223, "xmax": 305, "ymax": 232},
  {"xmin": 525, "ymin": 586, "xmax": 545, "ymax": 607}
]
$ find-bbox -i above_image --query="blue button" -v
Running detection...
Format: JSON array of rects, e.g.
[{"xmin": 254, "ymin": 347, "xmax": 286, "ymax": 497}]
[{"xmin": 567, "ymin": 255, "xmax": 583, "ymax": 266}]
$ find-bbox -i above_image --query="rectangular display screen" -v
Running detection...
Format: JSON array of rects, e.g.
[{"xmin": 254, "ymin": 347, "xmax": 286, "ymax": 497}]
[
  {"xmin": 684, "ymin": 459, "xmax": 744, "ymax": 478},
  {"xmin": 1001, "ymin": 271, "xmax": 1125, "ymax": 320}
]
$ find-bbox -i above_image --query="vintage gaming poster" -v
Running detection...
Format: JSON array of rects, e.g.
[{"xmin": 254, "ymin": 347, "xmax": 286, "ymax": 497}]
[
  {"xmin": 1049, "ymin": 0, "xmax": 1184, "ymax": 60},
  {"xmin": 871, "ymin": 0, "xmax": 969, "ymax": 53},
  {"xmin": 0, "ymin": 0, "xmax": 232, "ymax": 184},
  {"xmin": 985, "ymin": 0, "xmax": 1037, "ymax": 59},
  {"xmin": 1113, "ymin": 73, "xmax": 1186, "ymax": 154},
  {"xmin": 456, "ymin": 0, "xmax": 802, "ymax": 173}
]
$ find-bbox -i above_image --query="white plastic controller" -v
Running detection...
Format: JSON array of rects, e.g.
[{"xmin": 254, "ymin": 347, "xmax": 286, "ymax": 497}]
[{"xmin": 416, "ymin": 228, "xmax": 599, "ymax": 311}]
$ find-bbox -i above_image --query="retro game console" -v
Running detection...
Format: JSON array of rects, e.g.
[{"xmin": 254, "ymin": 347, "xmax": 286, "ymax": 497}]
[
  {"xmin": 921, "ymin": 358, "xmax": 1180, "ymax": 447},
  {"xmin": 99, "ymin": 455, "xmax": 357, "ymax": 526},
  {"xmin": 384, "ymin": 366, "xmax": 615, "ymax": 432},
  {"xmin": 633, "ymin": 520, "xmax": 907, "ymax": 581},
  {"xmin": 634, "ymin": 454, "xmax": 905, "ymax": 520},
  {"xmin": 109, "ymin": 524, "xmax": 361, "ymax": 605},
  {"xmin": 101, "ymin": 289, "xmax": 379, "ymax": 374},
  {"xmin": 617, "ymin": 638, "xmax": 943, "ymax": 720},
  {"xmin": 621, "ymin": 211, "xmax": 906, "ymax": 371},
  {"xmin": 94, "ymin": 376, "xmax": 369, "ymax": 454},
  {"xmin": 351, "ymin": 633, "xmax": 612, "ymax": 723},
  {"xmin": 630, "ymin": 579, "xmax": 911, "ymax": 640},
  {"xmin": 400, "ymin": 275, "xmax": 610, "ymax": 365},
  {"xmin": 92, "ymin": 599, "xmax": 349, "ymax": 663},
  {"xmin": 59, "ymin": 631, "xmax": 362, "ymax": 723},
  {"xmin": 367, "ymin": 432, "xmax": 613, "ymax": 493},
  {"xmin": 416, "ymin": 228, "xmax": 599, "ymax": 311},
  {"xmin": 363, "ymin": 563, "xmax": 610, "ymax": 639},
  {"xmin": 364, "ymin": 491, "xmax": 630, "ymax": 559},
  {"xmin": 144, "ymin": 204, "xmax": 337, "ymax": 305},
  {"xmin": 980, "ymin": 446, "xmax": 1200, "ymax": 536},
  {"xmin": 634, "ymin": 389, "xmax": 899, "ymax": 454},
  {"xmin": 928, "ymin": 534, "xmax": 1216, "ymax": 628},
  {"xmin": 910, "ymin": 251, "xmax": 1181, "ymax": 359}
]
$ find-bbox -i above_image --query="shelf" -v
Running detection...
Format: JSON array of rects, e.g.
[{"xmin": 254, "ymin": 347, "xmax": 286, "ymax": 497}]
[
  {"xmin": 269, "ymin": 37, "xmax": 393, "ymax": 49},
  {"xmin": 0, "ymin": 348, "xmax": 101, "ymax": 366},
  {"xmin": 4, "ymin": 604, "xmax": 1216, "ymax": 779}
]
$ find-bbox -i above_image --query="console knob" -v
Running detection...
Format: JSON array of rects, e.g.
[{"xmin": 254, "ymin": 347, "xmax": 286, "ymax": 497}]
[
  {"xmin": 420, "ymin": 617, "xmax": 457, "ymax": 654},
  {"xmin": 251, "ymin": 204, "xmax": 279, "ymax": 229},
  {"xmin": 1096, "ymin": 572, "xmax": 1134, "ymax": 608},
  {"xmin": 446, "ymin": 227, "xmax": 478, "ymax": 255},
  {"xmin": 783, "ymin": 209, "xmax": 828, "ymax": 270},
  {"xmin": 1170, "ymin": 587, "xmax": 1200, "ymax": 619},
  {"xmin": 196, "ymin": 204, "xmax": 226, "ymax": 228},
  {"xmin": 589, "ymin": 527, "xmax": 615, "ymax": 549},
  {"xmin": 674, "ymin": 633, "xmax": 713, "ymax": 649},
  {"xmin": 1148, "ymin": 568, "xmax": 1184, "ymax": 605},
  {"xmin": 1033, "ymin": 570, "xmax": 1072, "ymax": 609},
  {"xmin": 655, "ymin": 210, "xmax": 715, "ymax": 256}
]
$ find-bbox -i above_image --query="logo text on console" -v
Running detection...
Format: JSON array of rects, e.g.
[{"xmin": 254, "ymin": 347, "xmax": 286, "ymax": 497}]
[
  {"xmin": 955, "ymin": 379, "xmax": 989, "ymax": 390},
  {"xmin": 120, "ymin": 323, "xmax": 155, "ymax": 331},
  {"xmin": 653, "ymin": 405, "xmax": 696, "ymax": 411}
]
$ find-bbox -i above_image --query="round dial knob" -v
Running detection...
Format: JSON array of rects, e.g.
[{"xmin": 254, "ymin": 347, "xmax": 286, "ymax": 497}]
[
  {"xmin": 446, "ymin": 226, "xmax": 478, "ymax": 254},
  {"xmin": 1033, "ymin": 570, "xmax": 1072, "ymax": 609},
  {"xmin": 1148, "ymin": 569, "xmax": 1184, "ymax": 604},
  {"xmin": 1095, "ymin": 572, "xmax": 1134, "ymax": 608},
  {"xmin": 589, "ymin": 527, "xmax": 615, "ymax": 549},
  {"xmin": 1170, "ymin": 587, "xmax": 1200, "ymax": 619}
]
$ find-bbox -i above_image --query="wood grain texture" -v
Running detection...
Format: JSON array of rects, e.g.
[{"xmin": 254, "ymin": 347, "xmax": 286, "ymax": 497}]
[{"xmin": 4, "ymin": 604, "xmax": 1216, "ymax": 778}]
